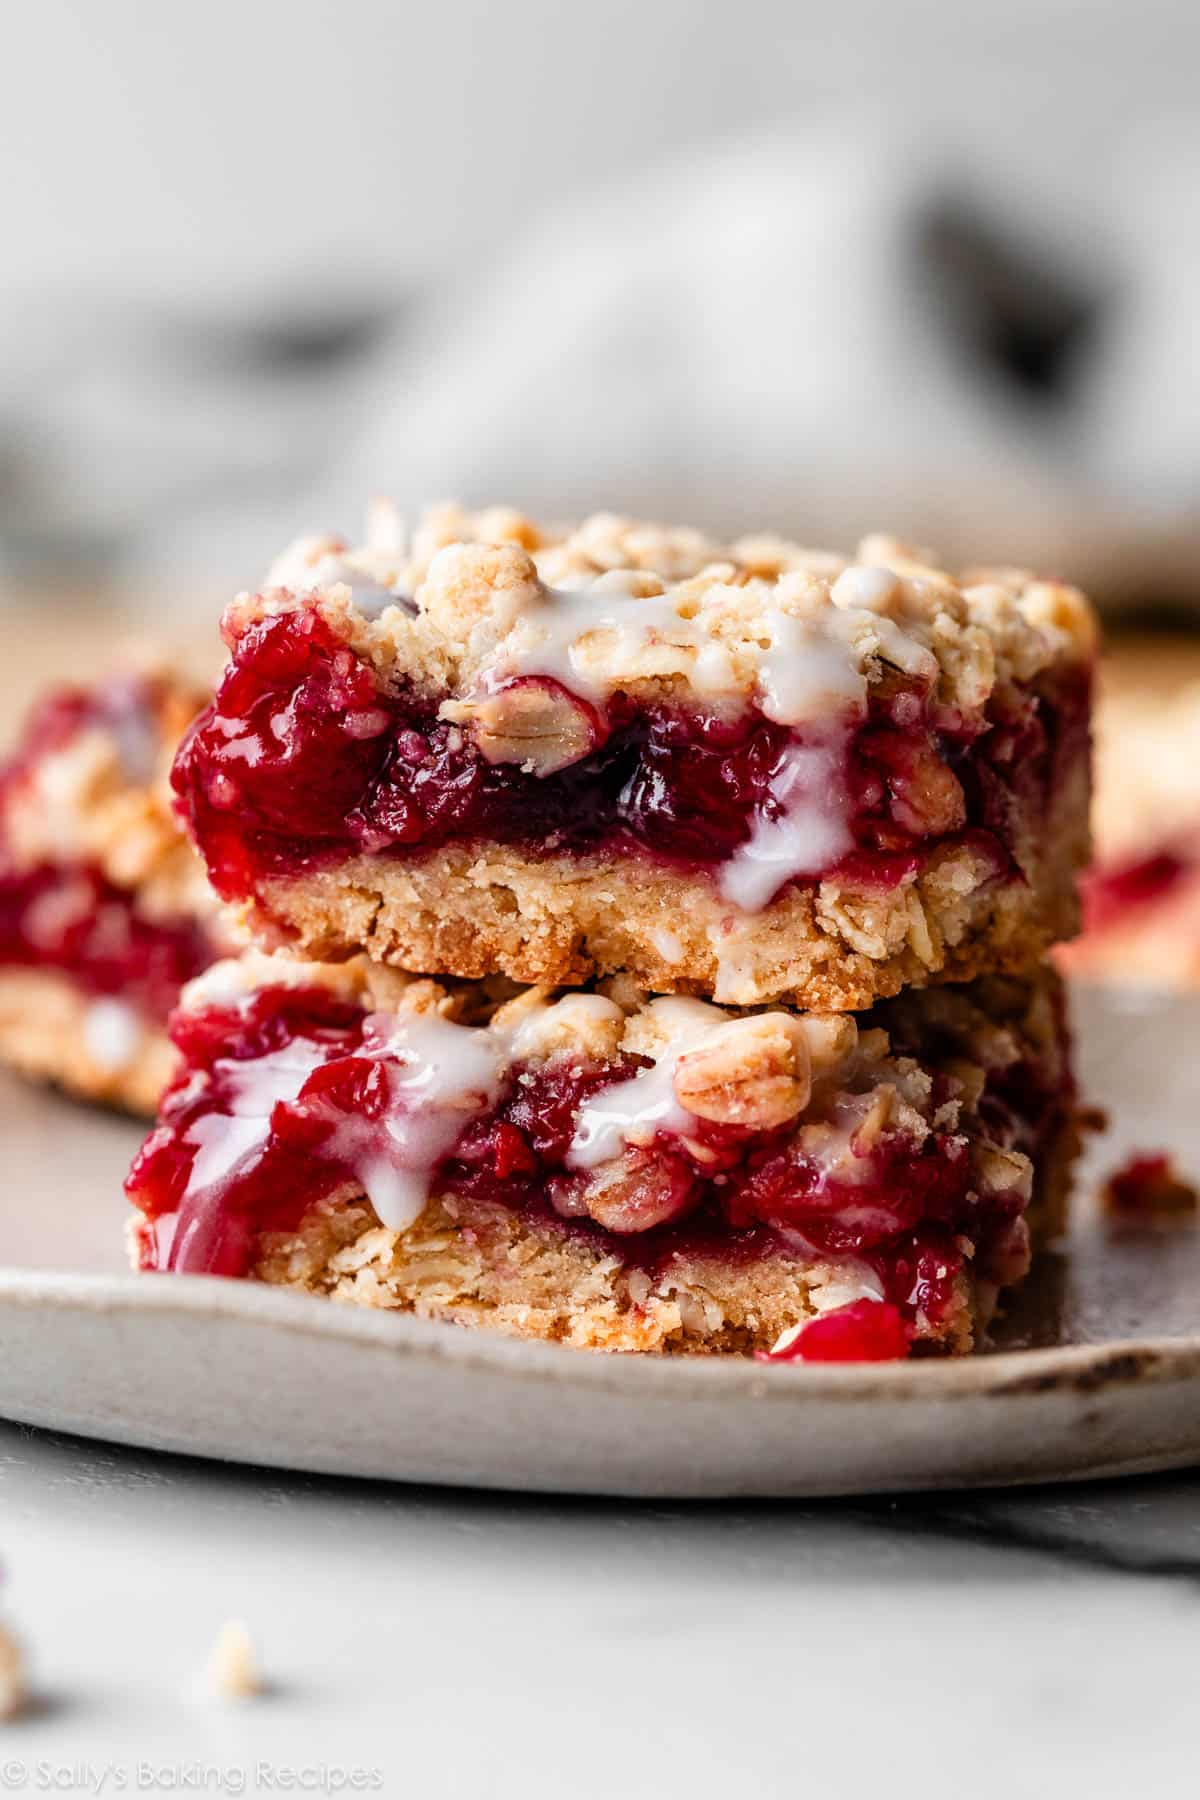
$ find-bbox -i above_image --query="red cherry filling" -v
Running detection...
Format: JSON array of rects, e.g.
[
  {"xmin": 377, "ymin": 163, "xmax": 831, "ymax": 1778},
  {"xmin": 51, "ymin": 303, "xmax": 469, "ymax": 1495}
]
[
  {"xmin": 0, "ymin": 862, "xmax": 214, "ymax": 1020},
  {"xmin": 724, "ymin": 1132, "xmax": 972, "ymax": 1252},
  {"xmin": 127, "ymin": 981, "xmax": 1071, "ymax": 1345},
  {"xmin": 759, "ymin": 1298, "xmax": 911, "ymax": 1363},
  {"xmin": 0, "ymin": 675, "xmax": 217, "ymax": 1020},
  {"xmin": 1101, "ymin": 1152, "xmax": 1197, "ymax": 1219},
  {"xmin": 172, "ymin": 608, "xmax": 1088, "ymax": 905},
  {"xmin": 1080, "ymin": 847, "xmax": 1194, "ymax": 934}
]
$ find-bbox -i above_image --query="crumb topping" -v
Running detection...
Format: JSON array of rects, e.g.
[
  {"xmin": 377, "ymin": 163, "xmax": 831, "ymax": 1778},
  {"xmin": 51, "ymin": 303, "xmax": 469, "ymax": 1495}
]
[{"xmin": 235, "ymin": 502, "xmax": 1097, "ymax": 729}]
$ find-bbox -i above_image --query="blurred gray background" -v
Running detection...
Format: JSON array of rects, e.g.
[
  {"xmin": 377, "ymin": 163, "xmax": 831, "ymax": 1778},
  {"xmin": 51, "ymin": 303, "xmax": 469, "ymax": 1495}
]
[{"xmin": 2, "ymin": 0, "xmax": 1198, "ymax": 606}]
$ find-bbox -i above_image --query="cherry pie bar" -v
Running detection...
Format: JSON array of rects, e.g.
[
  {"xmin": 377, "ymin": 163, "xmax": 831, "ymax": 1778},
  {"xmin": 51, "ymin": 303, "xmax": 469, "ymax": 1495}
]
[
  {"xmin": 0, "ymin": 668, "xmax": 226, "ymax": 1112},
  {"xmin": 1059, "ymin": 678, "xmax": 1200, "ymax": 987},
  {"xmin": 173, "ymin": 505, "xmax": 1095, "ymax": 1013},
  {"xmin": 125, "ymin": 952, "xmax": 1079, "ymax": 1357}
]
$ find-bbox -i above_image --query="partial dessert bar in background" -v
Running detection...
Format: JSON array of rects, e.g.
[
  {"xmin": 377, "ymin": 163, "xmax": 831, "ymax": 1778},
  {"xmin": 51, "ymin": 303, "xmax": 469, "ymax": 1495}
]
[
  {"xmin": 1059, "ymin": 676, "xmax": 1200, "ymax": 986},
  {"xmin": 172, "ymin": 506, "xmax": 1096, "ymax": 1013},
  {"xmin": 126, "ymin": 953, "xmax": 1080, "ymax": 1358},
  {"xmin": 0, "ymin": 669, "xmax": 226, "ymax": 1112}
]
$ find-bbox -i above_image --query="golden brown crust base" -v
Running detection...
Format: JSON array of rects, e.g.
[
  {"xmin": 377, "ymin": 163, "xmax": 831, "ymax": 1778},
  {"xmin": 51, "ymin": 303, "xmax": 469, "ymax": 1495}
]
[
  {"xmin": 251, "ymin": 809, "xmax": 1084, "ymax": 1011},
  {"xmin": 0, "ymin": 969, "xmax": 173, "ymax": 1116},
  {"xmin": 249, "ymin": 1113, "xmax": 1078, "ymax": 1357},
  {"xmin": 253, "ymin": 1191, "xmax": 975, "ymax": 1354}
]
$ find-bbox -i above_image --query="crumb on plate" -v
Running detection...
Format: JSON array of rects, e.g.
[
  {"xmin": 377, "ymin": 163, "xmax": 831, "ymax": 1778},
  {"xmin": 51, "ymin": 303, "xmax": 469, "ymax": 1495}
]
[{"xmin": 1101, "ymin": 1152, "xmax": 1198, "ymax": 1219}]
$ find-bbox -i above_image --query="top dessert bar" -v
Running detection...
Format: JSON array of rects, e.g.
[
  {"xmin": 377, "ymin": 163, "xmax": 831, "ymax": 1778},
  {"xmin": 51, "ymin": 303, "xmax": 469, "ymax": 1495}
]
[{"xmin": 173, "ymin": 504, "xmax": 1096, "ymax": 1011}]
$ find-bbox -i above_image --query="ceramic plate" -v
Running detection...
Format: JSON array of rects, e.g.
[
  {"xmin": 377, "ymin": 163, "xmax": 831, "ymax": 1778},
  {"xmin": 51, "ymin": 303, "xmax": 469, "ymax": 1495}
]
[{"xmin": 1, "ymin": 983, "xmax": 1199, "ymax": 1497}]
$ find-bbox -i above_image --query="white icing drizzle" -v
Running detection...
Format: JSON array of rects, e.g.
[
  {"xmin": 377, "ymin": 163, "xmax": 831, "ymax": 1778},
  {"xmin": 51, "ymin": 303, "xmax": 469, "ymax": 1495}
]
[
  {"xmin": 486, "ymin": 563, "xmax": 936, "ymax": 729},
  {"xmin": 757, "ymin": 609, "xmax": 868, "ymax": 724},
  {"xmin": 567, "ymin": 997, "xmax": 725, "ymax": 1171},
  {"xmin": 168, "ymin": 969, "xmax": 930, "ymax": 1243},
  {"xmin": 869, "ymin": 614, "xmax": 940, "ymax": 680},
  {"xmin": 475, "ymin": 565, "xmax": 949, "ymax": 914},
  {"xmin": 82, "ymin": 999, "xmax": 142, "ymax": 1071},
  {"xmin": 181, "ymin": 1006, "xmax": 505, "ymax": 1233},
  {"xmin": 309, "ymin": 556, "xmax": 402, "ymax": 621},
  {"xmin": 717, "ymin": 739, "xmax": 856, "ymax": 912},
  {"xmin": 351, "ymin": 1011, "xmax": 506, "ymax": 1228},
  {"xmin": 183, "ymin": 958, "xmax": 267, "ymax": 1010},
  {"xmin": 335, "ymin": 576, "xmax": 405, "ymax": 622},
  {"xmin": 267, "ymin": 537, "xmax": 943, "ymax": 916},
  {"xmin": 266, "ymin": 539, "xmax": 406, "ymax": 621},
  {"xmin": 187, "ymin": 1112, "xmax": 280, "ymax": 1204},
  {"xmin": 183, "ymin": 954, "xmax": 336, "ymax": 1011},
  {"xmin": 500, "ymin": 576, "xmax": 735, "ymax": 705},
  {"xmin": 830, "ymin": 565, "xmax": 899, "ymax": 614},
  {"xmin": 504, "ymin": 992, "xmax": 624, "ymax": 1061}
]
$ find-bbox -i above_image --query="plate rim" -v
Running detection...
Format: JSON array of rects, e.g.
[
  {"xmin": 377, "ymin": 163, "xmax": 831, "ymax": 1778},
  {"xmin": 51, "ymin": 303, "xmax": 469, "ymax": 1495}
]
[{"xmin": 3, "ymin": 1266, "xmax": 1199, "ymax": 1404}]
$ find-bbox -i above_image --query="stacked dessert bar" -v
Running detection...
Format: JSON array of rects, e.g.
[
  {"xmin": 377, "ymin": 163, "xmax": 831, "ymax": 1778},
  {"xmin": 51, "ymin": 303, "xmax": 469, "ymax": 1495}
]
[{"xmin": 126, "ymin": 506, "xmax": 1096, "ymax": 1358}]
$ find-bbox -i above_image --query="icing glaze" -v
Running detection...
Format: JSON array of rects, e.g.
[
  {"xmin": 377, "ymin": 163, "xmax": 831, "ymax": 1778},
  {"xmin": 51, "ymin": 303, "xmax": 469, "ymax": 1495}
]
[
  {"xmin": 568, "ymin": 997, "xmax": 726, "ymax": 1170},
  {"xmin": 179, "ymin": 1005, "xmax": 505, "ymax": 1234}
]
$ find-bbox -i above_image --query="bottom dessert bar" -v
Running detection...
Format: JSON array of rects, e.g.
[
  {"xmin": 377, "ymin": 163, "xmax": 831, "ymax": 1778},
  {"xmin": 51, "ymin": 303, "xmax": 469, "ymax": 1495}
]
[{"xmin": 125, "ymin": 955, "xmax": 1079, "ymax": 1359}]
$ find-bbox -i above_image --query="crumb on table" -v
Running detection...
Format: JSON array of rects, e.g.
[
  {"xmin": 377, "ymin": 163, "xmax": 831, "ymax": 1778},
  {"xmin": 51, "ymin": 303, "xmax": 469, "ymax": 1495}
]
[
  {"xmin": 205, "ymin": 1620, "xmax": 262, "ymax": 1700},
  {"xmin": 0, "ymin": 1625, "xmax": 27, "ymax": 1721}
]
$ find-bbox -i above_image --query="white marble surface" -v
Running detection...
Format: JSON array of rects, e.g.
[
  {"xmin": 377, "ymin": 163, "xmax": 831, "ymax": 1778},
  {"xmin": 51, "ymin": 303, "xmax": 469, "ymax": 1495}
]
[{"xmin": 1, "ymin": 1419, "xmax": 1197, "ymax": 1799}]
